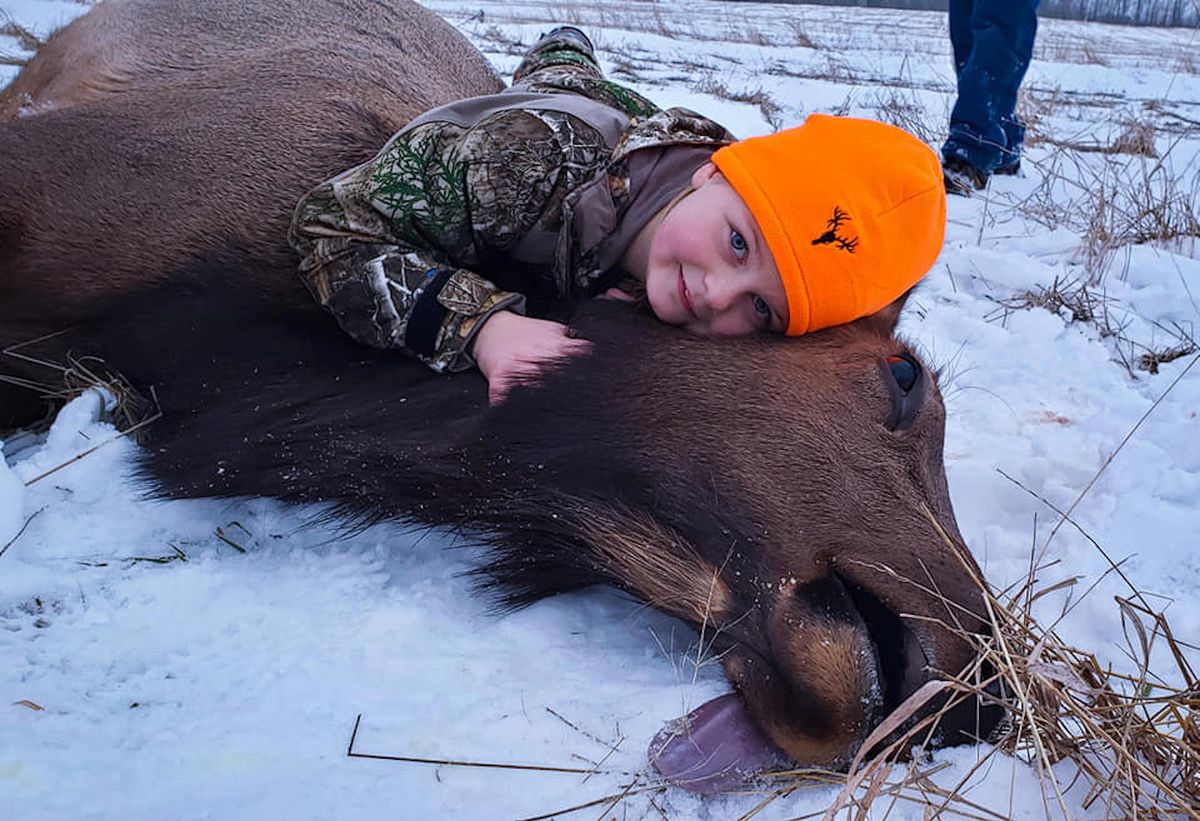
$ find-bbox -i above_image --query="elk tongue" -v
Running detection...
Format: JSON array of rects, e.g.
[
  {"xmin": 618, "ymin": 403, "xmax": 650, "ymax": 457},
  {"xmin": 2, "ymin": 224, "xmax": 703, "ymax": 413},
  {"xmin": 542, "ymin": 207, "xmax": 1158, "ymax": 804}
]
[{"xmin": 648, "ymin": 693, "xmax": 785, "ymax": 794}]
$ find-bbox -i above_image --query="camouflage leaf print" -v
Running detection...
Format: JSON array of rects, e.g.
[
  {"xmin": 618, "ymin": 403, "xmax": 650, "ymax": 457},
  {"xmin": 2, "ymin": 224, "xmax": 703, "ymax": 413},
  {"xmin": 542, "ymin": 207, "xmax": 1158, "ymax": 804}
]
[
  {"xmin": 519, "ymin": 65, "xmax": 660, "ymax": 120},
  {"xmin": 369, "ymin": 124, "xmax": 471, "ymax": 256}
]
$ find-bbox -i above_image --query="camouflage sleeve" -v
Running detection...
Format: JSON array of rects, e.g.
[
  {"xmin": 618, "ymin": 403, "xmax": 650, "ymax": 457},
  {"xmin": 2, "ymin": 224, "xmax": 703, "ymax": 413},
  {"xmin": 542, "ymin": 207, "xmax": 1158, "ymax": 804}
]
[
  {"xmin": 291, "ymin": 33, "xmax": 635, "ymax": 373},
  {"xmin": 289, "ymin": 122, "xmax": 528, "ymax": 373}
]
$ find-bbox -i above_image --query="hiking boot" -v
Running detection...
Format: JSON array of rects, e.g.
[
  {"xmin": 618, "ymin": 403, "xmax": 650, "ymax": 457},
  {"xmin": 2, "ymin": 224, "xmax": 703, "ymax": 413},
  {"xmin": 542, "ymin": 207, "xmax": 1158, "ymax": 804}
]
[
  {"xmin": 993, "ymin": 158, "xmax": 1022, "ymax": 177},
  {"xmin": 942, "ymin": 156, "xmax": 988, "ymax": 197},
  {"xmin": 537, "ymin": 25, "xmax": 594, "ymax": 56}
]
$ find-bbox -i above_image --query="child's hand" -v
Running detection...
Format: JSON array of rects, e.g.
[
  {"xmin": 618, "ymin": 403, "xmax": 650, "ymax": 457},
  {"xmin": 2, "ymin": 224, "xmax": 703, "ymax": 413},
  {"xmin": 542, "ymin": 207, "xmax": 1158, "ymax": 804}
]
[{"xmin": 471, "ymin": 311, "xmax": 591, "ymax": 405}]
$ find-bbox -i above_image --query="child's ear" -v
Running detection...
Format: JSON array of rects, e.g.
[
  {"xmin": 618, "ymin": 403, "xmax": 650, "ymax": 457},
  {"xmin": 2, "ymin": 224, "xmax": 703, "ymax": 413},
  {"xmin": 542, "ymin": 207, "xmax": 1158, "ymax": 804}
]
[
  {"xmin": 851, "ymin": 287, "xmax": 914, "ymax": 337},
  {"xmin": 691, "ymin": 161, "xmax": 719, "ymax": 189}
]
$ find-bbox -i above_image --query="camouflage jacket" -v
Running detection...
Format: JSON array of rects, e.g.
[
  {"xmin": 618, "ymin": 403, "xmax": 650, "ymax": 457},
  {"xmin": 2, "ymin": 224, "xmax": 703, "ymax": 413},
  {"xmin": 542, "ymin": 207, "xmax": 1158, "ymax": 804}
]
[{"xmin": 289, "ymin": 35, "xmax": 734, "ymax": 372}]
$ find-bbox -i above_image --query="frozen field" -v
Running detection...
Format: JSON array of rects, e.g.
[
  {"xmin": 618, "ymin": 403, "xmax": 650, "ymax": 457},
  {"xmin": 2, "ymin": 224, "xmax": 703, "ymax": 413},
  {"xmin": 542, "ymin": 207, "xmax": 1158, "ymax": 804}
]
[{"xmin": 2, "ymin": 1, "xmax": 1198, "ymax": 819}]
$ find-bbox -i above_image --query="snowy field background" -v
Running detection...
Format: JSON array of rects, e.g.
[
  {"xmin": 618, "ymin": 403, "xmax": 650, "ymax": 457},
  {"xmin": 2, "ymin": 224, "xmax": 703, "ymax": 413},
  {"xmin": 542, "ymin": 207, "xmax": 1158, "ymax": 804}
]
[{"xmin": 2, "ymin": 1, "xmax": 1198, "ymax": 818}]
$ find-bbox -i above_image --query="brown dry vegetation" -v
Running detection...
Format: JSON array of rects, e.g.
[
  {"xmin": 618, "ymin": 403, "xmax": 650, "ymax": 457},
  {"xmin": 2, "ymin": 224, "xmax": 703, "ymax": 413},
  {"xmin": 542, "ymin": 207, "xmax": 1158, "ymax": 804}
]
[
  {"xmin": 692, "ymin": 74, "xmax": 784, "ymax": 131},
  {"xmin": 0, "ymin": 16, "xmax": 41, "ymax": 66},
  {"xmin": 740, "ymin": 504, "xmax": 1200, "ymax": 820},
  {"xmin": 985, "ymin": 278, "xmax": 1198, "ymax": 377},
  {"xmin": 1018, "ymin": 122, "xmax": 1200, "ymax": 285}
]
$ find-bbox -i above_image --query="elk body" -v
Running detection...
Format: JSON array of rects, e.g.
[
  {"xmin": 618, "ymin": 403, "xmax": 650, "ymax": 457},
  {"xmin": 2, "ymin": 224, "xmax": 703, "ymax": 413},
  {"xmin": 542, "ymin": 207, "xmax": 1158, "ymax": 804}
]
[{"xmin": 0, "ymin": 0, "xmax": 1000, "ymax": 779}]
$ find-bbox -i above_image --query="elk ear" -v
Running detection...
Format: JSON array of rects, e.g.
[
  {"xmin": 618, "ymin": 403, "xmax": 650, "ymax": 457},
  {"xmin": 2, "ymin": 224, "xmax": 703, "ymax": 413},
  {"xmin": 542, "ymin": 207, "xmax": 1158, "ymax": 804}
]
[{"xmin": 851, "ymin": 287, "xmax": 914, "ymax": 337}]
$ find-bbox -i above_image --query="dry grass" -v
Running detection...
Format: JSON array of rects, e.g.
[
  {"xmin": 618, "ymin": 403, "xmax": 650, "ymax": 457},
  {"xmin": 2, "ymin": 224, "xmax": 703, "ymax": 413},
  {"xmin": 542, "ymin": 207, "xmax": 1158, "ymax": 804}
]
[
  {"xmin": 1, "ymin": 14, "xmax": 42, "ymax": 66},
  {"xmin": 692, "ymin": 75, "xmax": 783, "ymax": 131},
  {"xmin": 463, "ymin": 1, "xmax": 819, "ymax": 49},
  {"xmin": 1077, "ymin": 42, "xmax": 1108, "ymax": 67},
  {"xmin": 3, "ymin": 333, "xmax": 155, "ymax": 434},
  {"xmin": 0, "ymin": 16, "xmax": 41, "ymax": 52},
  {"xmin": 1018, "ymin": 126, "xmax": 1200, "ymax": 283},
  {"xmin": 868, "ymin": 52, "xmax": 940, "ymax": 144},
  {"xmin": 2, "ymin": 333, "xmax": 163, "ymax": 489},
  {"xmin": 474, "ymin": 24, "xmax": 529, "ymax": 57},
  {"xmin": 1042, "ymin": 117, "xmax": 1160, "ymax": 159},
  {"xmin": 873, "ymin": 88, "xmax": 936, "ymax": 144},
  {"xmin": 1109, "ymin": 119, "xmax": 1160, "ymax": 158},
  {"xmin": 870, "ymin": 56, "xmax": 941, "ymax": 146},
  {"xmin": 1021, "ymin": 82, "xmax": 1159, "ymax": 151},
  {"xmin": 1037, "ymin": 34, "xmax": 1109, "ymax": 67},
  {"xmin": 987, "ymin": 276, "xmax": 1116, "ymax": 329},
  {"xmin": 1085, "ymin": 163, "xmax": 1197, "ymax": 278},
  {"xmin": 784, "ymin": 18, "xmax": 818, "ymax": 50},
  {"xmin": 4, "ymin": 349, "xmax": 161, "ymax": 487},
  {"xmin": 1016, "ymin": 87, "xmax": 1057, "ymax": 148},
  {"xmin": 1144, "ymin": 101, "xmax": 1200, "ymax": 138},
  {"xmin": 1173, "ymin": 50, "xmax": 1199, "ymax": 75},
  {"xmin": 743, "ymin": 503, "xmax": 1199, "ymax": 821},
  {"xmin": 1138, "ymin": 344, "xmax": 1196, "ymax": 374},
  {"xmin": 984, "ymin": 277, "xmax": 1198, "ymax": 378},
  {"xmin": 812, "ymin": 53, "xmax": 856, "ymax": 86}
]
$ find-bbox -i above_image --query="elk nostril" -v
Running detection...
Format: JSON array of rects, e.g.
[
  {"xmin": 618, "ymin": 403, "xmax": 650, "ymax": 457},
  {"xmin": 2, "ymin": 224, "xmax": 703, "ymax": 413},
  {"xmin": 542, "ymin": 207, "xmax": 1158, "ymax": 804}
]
[{"xmin": 837, "ymin": 575, "xmax": 926, "ymax": 714}]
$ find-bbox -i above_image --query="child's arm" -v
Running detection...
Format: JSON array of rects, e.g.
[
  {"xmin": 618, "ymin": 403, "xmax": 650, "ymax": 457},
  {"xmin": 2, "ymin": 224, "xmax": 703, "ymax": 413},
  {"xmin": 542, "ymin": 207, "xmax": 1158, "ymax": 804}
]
[{"xmin": 289, "ymin": 119, "xmax": 544, "ymax": 374}]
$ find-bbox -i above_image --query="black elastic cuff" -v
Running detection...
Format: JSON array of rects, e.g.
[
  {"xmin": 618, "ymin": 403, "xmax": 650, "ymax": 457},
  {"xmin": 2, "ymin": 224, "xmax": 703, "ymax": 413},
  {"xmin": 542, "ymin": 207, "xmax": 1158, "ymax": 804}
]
[{"xmin": 405, "ymin": 268, "xmax": 456, "ymax": 357}]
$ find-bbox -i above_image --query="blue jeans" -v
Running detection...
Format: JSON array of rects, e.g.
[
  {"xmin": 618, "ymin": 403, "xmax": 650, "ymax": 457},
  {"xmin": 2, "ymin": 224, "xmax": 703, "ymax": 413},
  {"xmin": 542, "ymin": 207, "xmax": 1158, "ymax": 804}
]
[{"xmin": 942, "ymin": 0, "xmax": 1039, "ymax": 175}]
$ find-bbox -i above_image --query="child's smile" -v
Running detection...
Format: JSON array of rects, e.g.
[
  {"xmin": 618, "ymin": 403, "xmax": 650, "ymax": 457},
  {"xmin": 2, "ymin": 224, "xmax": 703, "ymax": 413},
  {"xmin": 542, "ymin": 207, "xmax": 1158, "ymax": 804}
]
[{"xmin": 632, "ymin": 161, "xmax": 789, "ymax": 336}]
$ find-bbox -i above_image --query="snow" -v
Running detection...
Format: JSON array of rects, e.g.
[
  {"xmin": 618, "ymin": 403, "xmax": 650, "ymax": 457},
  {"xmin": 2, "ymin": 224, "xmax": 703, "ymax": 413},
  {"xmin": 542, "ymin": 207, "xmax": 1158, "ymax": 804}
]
[
  {"xmin": 2, "ymin": 0, "xmax": 1198, "ymax": 818},
  {"xmin": 0, "ymin": 442, "xmax": 24, "ymax": 548}
]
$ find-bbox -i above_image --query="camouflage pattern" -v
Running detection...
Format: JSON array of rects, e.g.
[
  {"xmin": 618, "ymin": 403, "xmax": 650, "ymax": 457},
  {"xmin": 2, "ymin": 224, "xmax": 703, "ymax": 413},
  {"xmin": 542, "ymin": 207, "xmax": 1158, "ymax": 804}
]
[{"xmin": 289, "ymin": 31, "xmax": 734, "ymax": 372}]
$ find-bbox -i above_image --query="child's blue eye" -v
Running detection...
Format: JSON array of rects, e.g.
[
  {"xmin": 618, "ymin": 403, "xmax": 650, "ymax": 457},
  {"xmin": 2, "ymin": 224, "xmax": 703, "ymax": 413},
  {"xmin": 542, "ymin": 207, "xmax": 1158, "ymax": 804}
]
[
  {"xmin": 730, "ymin": 229, "xmax": 748, "ymax": 259},
  {"xmin": 753, "ymin": 295, "xmax": 771, "ymax": 319}
]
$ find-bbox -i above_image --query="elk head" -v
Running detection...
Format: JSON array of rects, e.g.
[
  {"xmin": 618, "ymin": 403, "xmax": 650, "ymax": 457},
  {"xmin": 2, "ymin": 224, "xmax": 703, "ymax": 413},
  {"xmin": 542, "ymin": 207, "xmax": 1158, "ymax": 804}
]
[{"xmin": 477, "ymin": 298, "xmax": 1000, "ymax": 778}]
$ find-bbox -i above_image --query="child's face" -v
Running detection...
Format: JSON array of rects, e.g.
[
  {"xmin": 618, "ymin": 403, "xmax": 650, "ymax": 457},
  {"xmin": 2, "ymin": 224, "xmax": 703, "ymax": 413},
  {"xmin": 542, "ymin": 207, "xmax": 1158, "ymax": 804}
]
[{"xmin": 643, "ymin": 162, "xmax": 788, "ymax": 336}]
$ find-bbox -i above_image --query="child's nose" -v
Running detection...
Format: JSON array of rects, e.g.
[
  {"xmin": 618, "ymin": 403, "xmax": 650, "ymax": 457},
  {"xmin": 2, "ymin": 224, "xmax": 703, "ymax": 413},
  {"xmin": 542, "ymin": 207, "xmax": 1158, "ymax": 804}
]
[{"xmin": 703, "ymin": 270, "xmax": 743, "ymax": 314}]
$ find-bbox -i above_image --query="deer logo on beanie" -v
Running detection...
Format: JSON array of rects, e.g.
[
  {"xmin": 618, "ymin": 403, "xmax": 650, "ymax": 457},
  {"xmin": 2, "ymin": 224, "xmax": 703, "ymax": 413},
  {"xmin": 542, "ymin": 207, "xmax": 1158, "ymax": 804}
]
[
  {"xmin": 810, "ymin": 207, "xmax": 859, "ymax": 253},
  {"xmin": 712, "ymin": 114, "xmax": 946, "ymax": 336}
]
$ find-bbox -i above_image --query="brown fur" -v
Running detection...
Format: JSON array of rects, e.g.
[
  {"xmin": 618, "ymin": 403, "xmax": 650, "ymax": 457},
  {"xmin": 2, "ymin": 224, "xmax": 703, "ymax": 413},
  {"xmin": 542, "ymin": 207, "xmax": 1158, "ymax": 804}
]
[
  {"xmin": 0, "ymin": 0, "xmax": 501, "ymax": 337},
  {"xmin": 577, "ymin": 508, "xmax": 735, "ymax": 624},
  {"xmin": 0, "ymin": 0, "xmax": 1001, "ymax": 770}
]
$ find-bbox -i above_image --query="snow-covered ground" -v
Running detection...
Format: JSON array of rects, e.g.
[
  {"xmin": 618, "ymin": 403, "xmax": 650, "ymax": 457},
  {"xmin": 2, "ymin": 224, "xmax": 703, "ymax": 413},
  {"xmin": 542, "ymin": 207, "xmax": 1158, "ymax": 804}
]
[{"xmin": 2, "ymin": 1, "xmax": 1198, "ymax": 818}]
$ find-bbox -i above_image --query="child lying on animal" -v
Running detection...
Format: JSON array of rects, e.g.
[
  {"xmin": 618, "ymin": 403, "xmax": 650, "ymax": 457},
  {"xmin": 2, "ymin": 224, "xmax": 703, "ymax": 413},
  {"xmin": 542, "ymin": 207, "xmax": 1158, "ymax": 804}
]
[{"xmin": 290, "ymin": 27, "xmax": 946, "ymax": 401}]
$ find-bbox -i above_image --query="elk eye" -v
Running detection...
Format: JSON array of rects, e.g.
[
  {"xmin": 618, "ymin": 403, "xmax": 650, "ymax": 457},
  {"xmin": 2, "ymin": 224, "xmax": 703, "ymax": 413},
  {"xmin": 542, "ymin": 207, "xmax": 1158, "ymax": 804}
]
[
  {"xmin": 880, "ymin": 353, "xmax": 925, "ymax": 431},
  {"xmin": 887, "ymin": 355, "xmax": 918, "ymax": 393}
]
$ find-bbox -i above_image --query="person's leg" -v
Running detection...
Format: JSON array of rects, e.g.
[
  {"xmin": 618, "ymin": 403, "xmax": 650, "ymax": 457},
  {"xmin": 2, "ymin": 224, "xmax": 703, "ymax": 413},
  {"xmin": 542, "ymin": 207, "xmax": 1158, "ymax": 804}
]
[
  {"xmin": 512, "ymin": 26, "xmax": 598, "ymax": 85},
  {"xmin": 943, "ymin": 0, "xmax": 988, "ymax": 193},
  {"xmin": 943, "ymin": 0, "xmax": 1039, "ymax": 184},
  {"xmin": 948, "ymin": 0, "xmax": 974, "ymax": 76},
  {"xmin": 994, "ymin": 1, "xmax": 1039, "ymax": 174}
]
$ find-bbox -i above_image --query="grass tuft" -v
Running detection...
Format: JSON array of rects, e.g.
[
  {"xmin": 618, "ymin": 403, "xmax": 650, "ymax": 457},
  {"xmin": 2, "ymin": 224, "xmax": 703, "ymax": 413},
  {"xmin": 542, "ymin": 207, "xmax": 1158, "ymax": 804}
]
[
  {"xmin": 692, "ymin": 75, "xmax": 783, "ymax": 131},
  {"xmin": 0, "ymin": 16, "xmax": 42, "ymax": 52},
  {"xmin": 752, "ymin": 507, "xmax": 1198, "ymax": 820},
  {"xmin": 1018, "ymin": 137, "xmax": 1199, "ymax": 283}
]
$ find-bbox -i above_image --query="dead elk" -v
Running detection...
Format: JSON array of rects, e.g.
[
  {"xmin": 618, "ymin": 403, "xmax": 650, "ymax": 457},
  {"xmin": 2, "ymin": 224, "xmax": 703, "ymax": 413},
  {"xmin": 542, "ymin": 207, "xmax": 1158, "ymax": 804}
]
[{"xmin": 0, "ymin": 0, "xmax": 1002, "ymax": 788}]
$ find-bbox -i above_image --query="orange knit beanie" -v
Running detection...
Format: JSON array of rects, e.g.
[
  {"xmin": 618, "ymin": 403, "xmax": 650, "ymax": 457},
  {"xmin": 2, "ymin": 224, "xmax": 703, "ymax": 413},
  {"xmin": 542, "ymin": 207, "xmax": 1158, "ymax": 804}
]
[{"xmin": 712, "ymin": 114, "xmax": 946, "ymax": 336}]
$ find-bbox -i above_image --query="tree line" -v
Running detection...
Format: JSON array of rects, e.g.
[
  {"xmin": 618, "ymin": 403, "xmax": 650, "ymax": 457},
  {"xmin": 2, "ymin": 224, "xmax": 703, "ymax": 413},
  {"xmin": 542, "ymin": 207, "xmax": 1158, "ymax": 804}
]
[{"xmin": 720, "ymin": 0, "xmax": 1199, "ymax": 28}]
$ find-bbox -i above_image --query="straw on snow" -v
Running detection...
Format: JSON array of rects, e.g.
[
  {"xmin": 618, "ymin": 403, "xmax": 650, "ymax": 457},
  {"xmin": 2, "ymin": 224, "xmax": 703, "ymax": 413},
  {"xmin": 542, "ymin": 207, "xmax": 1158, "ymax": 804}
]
[{"xmin": 754, "ymin": 504, "xmax": 1198, "ymax": 821}]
